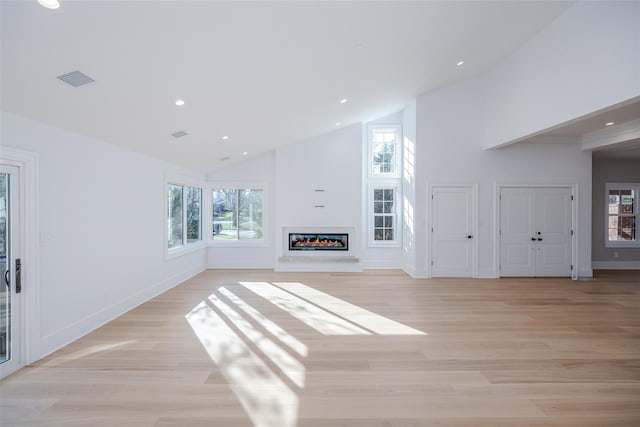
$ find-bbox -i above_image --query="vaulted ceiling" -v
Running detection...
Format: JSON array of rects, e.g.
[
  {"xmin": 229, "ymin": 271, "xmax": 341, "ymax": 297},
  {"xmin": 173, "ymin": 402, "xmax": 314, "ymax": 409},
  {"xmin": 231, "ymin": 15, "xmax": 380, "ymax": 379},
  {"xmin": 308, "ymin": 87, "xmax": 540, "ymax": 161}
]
[{"xmin": 1, "ymin": 1, "xmax": 574, "ymax": 173}]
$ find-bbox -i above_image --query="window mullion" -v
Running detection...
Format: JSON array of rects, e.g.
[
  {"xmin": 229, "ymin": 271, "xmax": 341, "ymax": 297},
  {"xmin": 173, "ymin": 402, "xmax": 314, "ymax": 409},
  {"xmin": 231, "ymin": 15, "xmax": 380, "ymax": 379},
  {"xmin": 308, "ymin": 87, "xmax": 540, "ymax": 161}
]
[
  {"xmin": 182, "ymin": 185, "xmax": 188, "ymax": 246},
  {"xmin": 236, "ymin": 190, "xmax": 241, "ymax": 240}
]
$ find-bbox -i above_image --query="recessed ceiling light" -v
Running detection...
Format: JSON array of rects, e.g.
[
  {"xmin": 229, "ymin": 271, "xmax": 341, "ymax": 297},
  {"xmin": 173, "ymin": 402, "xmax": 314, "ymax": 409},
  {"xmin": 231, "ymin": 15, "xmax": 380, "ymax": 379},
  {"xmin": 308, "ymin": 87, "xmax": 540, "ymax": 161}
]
[
  {"xmin": 605, "ymin": 121, "xmax": 615, "ymax": 126},
  {"xmin": 340, "ymin": 98, "xmax": 348, "ymax": 104},
  {"xmin": 221, "ymin": 135, "xmax": 229, "ymax": 140},
  {"xmin": 457, "ymin": 60, "xmax": 465, "ymax": 66},
  {"xmin": 242, "ymin": 151, "xmax": 248, "ymax": 156},
  {"xmin": 38, "ymin": 0, "xmax": 60, "ymax": 9},
  {"xmin": 336, "ymin": 122, "xmax": 341, "ymax": 126},
  {"xmin": 175, "ymin": 99, "xmax": 185, "ymax": 106}
]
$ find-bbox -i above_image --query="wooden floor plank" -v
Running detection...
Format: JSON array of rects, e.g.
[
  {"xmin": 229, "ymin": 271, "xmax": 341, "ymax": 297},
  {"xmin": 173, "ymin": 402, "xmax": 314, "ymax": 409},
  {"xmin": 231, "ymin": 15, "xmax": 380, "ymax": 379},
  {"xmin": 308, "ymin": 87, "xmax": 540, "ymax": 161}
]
[{"xmin": 1, "ymin": 269, "xmax": 639, "ymax": 426}]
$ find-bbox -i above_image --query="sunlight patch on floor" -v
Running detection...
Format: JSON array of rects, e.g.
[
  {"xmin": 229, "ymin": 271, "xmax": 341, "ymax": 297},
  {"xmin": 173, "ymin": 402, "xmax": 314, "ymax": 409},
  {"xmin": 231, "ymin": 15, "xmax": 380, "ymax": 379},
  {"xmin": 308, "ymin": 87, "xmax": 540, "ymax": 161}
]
[
  {"xmin": 42, "ymin": 340, "xmax": 138, "ymax": 367},
  {"xmin": 238, "ymin": 281, "xmax": 371, "ymax": 335},
  {"xmin": 186, "ymin": 280, "xmax": 425, "ymax": 427},
  {"xmin": 185, "ymin": 301, "xmax": 298, "ymax": 427},
  {"xmin": 208, "ymin": 293, "xmax": 306, "ymax": 388},
  {"xmin": 219, "ymin": 286, "xmax": 308, "ymax": 357},
  {"xmin": 242, "ymin": 281, "xmax": 426, "ymax": 336}
]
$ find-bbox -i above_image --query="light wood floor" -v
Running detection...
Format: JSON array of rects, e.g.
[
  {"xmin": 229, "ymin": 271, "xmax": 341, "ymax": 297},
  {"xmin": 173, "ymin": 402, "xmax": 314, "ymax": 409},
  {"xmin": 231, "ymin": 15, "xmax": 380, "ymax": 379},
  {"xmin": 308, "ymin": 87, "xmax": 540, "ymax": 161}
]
[{"xmin": 1, "ymin": 269, "xmax": 640, "ymax": 426}]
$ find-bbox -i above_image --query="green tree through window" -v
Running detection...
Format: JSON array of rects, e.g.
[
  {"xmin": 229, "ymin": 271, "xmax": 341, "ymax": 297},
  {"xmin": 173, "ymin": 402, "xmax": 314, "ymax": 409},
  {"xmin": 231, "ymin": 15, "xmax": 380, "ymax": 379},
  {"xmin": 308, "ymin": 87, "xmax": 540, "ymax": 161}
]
[{"xmin": 212, "ymin": 188, "xmax": 263, "ymax": 240}]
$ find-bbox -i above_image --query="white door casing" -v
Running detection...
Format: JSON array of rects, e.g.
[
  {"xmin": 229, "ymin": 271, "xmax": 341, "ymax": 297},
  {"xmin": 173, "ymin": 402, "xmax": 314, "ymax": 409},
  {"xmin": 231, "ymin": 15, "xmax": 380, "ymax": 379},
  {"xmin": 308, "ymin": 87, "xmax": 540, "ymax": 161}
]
[
  {"xmin": 0, "ymin": 147, "xmax": 40, "ymax": 377},
  {"xmin": 500, "ymin": 187, "xmax": 572, "ymax": 277},
  {"xmin": 0, "ymin": 164, "xmax": 22, "ymax": 378},
  {"xmin": 431, "ymin": 185, "xmax": 477, "ymax": 277}
]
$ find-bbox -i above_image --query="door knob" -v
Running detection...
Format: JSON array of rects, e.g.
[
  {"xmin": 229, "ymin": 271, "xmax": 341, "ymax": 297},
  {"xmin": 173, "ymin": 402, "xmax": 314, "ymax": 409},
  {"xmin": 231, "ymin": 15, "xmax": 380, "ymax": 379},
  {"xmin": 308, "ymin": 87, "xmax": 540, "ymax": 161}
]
[
  {"xmin": 537, "ymin": 238, "xmax": 542, "ymax": 241},
  {"xmin": 467, "ymin": 235, "xmax": 473, "ymax": 239},
  {"xmin": 531, "ymin": 237, "xmax": 536, "ymax": 241}
]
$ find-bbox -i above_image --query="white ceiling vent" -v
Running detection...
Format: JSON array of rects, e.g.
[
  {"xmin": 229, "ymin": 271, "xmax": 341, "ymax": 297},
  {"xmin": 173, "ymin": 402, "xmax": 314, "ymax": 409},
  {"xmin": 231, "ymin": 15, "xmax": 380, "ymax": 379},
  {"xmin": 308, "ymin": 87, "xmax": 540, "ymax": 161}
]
[
  {"xmin": 56, "ymin": 70, "xmax": 95, "ymax": 87},
  {"xmin": 171, "ymin": 130, "xmax": 188, "ymax": 138}
]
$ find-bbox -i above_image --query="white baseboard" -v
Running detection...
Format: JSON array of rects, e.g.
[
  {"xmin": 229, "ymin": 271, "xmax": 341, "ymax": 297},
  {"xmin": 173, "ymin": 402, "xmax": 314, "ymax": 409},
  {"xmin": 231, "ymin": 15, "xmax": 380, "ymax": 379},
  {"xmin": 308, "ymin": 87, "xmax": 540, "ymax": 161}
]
[
  {"xmin": 275, "ymin": 262, "xmax": 363, "ymax": 273},
  {"xmin": 404, "ymin": 264, "xmax": 428, "ymax": 278},
  {"xmin": 359, "ymin": 260, "xmax": 402, "ymax": 270},
  {"xmin": 578, "ymin": 268, "xmax": 594, "ymax": 278},
  {"xmin": 478, "ymin": 267, "xmax": 498, "ymax": 279},
  {"xmin": 40, "ymin": 264, "xmax": 205, "ymax": 360},
  {"xmin": 591, "ymin": 261, "xmax": 640, "ymax": 270}
]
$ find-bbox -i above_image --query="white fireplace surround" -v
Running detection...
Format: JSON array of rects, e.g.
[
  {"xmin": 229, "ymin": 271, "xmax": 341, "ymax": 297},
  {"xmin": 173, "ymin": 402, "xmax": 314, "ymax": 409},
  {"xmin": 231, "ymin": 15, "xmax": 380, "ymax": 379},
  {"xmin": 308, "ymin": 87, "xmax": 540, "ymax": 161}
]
[{"xmin": 279, "ymin": 226, "xmax": 358, "ymax": 262}]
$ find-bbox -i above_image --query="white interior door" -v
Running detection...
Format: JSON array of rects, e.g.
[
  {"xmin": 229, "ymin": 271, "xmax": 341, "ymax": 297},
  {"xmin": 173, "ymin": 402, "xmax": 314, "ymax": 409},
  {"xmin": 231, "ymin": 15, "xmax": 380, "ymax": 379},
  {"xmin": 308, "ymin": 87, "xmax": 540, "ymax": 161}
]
[
  {"xmin": 500, "ymin": 187, "xmax": 572, "ymax": 277},
  {"xmin": 500, "ymin": 188, "xmax": 536, "ymax": 277},
  {"xmin": 431, "ymin": 186, "xmax": 475, "ymax": 277},
  {"xmin": 0, "ymin": 164, "xmax": 22, "ymax": 379},
  {"xmin": 535, "ymin": 188, "xmax": 572, "ymax": 276}
]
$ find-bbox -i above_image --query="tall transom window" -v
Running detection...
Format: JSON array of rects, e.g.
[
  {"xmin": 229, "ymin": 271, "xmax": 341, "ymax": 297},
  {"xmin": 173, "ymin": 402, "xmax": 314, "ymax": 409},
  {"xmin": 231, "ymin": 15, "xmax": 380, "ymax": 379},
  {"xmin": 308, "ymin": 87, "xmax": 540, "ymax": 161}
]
[{"xmin": 367, "ymin": 124, "xmax": 402, "ymax": 246}]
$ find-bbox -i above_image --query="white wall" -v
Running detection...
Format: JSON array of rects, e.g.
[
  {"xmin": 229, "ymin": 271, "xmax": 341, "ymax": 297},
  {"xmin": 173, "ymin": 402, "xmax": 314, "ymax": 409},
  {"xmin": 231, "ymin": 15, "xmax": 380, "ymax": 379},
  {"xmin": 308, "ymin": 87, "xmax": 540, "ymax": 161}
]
[
  {"xmin": 402, "ymin": 101, "xmax": 418, "ymax": 275},
  {"xmin": 275, "ymin": 124, "xmax": 364, "ymax": 270},
  {"xmin": 206, "ymin": 119, "xmax": 413, "ymax": 272},
  {"xmin": 1, "ymin": 112, "xmax": 206, "ymax": 359},
  {"xmin": 592, "ymin": 158, "xmax": 640, "ymax": 267},
  {"xmin": 417, "ymin": 77, "xmax": 593, "ymax": 278},
  {"xmin": 206, "ymin": 152, "xmax": 276, "ymax": 269},
  {"xmin": 483, "ymin": 1, "xmax": 640, "ymax": 148}
]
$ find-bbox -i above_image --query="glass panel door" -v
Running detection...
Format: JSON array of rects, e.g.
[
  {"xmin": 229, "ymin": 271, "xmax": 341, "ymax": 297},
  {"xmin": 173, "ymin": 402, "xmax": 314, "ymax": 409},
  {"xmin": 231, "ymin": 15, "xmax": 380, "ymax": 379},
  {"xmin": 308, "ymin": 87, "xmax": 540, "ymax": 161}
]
[
  {"xmin": 0, "ymin": 171, "xmax": 11, "ymax": 364},
  {"xmin": 0, "ymin": 164, "xmax": 20, "ymax": 377}
]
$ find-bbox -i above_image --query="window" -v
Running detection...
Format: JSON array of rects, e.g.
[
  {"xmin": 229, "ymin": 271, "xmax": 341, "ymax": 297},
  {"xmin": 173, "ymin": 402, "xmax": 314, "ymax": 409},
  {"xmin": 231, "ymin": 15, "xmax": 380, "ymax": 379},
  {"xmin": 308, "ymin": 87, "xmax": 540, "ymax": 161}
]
[
  {"xmin": 366, "ymin": 124, "xmax": 402, "ymax": 247},
  {"xmin": 167, "ymin": 184, "xmax": 183, "ymax": 249},
  {"xmin": 212, "ymin": 187, "xmax": 264, "ymax": 241},
  {"xmin": 373, "ymin": 188, "xmax": 396, "ymax": 241},
  {"xmin": 167, "ymin": 182, "xmax": 202, "ymax": 251},
  {"xmin": 186, "ymin": 186, "xmax": 202, "ymax": 243},
  {"xmin": 370, "ymin": 126, "xmax": 401, "ymax": 178},
  {"xmin": 606, "ymin": 183, "xmax": 639, "ymax": 247}
]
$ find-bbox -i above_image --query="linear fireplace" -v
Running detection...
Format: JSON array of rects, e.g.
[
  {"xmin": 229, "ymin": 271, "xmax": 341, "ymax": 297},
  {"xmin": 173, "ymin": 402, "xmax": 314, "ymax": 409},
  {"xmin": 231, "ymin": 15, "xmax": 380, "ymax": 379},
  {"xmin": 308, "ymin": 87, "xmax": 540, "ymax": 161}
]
[{"xmin": 289, "ymin": 233, "xmax": 348, "ymax": 251}]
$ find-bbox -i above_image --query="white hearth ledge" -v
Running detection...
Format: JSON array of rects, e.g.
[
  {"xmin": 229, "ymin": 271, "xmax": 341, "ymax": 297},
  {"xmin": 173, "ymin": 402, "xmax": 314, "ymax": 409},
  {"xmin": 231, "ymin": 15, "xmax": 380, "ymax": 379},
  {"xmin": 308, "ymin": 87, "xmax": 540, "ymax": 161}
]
[{"xmin": 278, "ymin": 256, "xmax": 359, "ymax": 263}]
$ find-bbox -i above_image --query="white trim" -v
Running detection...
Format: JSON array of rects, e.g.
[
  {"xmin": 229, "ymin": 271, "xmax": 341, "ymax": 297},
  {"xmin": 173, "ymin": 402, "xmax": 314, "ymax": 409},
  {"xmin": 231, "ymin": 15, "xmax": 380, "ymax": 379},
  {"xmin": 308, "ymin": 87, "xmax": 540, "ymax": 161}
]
[
  {"xmin": 0, "ymin": 147, "xmax": 40, "ymax": 367},
  {"xmin": 604, "ymin": 182, "xmax": 639, "ymax": 248},
  {"xmin": 359, "ymin": 259, "xmax": 402, "ymax": 270},
  {"xmin": 428, "ymin": 183, "xmax": 479, "ymax": 278},
  {"xmin": 40, "ymin": 263, "xmax": 204, "ymax": 359},
  {"xmin": 495, "ymin": 183, "xmax": 578, "ymax": 280},
  {"xmin": 592, "ymin": 261, "xmax": 640, "ymax": 270}
]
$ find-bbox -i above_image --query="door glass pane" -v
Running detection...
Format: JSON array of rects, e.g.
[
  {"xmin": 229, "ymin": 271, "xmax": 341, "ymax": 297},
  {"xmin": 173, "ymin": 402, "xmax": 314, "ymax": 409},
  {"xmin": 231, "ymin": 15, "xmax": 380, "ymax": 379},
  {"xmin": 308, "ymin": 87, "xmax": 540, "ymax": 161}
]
[{"xmin": 0, "ymin": 172, "xmax": 10, "ymax": 364}]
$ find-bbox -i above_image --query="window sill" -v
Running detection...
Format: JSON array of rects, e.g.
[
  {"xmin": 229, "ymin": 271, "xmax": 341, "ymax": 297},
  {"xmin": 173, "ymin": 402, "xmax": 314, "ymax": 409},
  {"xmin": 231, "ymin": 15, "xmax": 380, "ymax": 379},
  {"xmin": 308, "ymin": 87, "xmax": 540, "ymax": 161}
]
[
  {"xmin": 605, "ymin": 241, "xmax": 640, "ymax": 249},
  {"xmin": 368, "ymin": 241, "xmax": 402, "ymax": 248}
]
